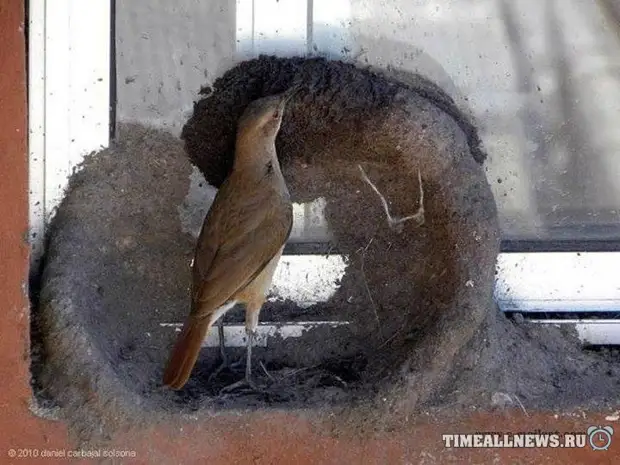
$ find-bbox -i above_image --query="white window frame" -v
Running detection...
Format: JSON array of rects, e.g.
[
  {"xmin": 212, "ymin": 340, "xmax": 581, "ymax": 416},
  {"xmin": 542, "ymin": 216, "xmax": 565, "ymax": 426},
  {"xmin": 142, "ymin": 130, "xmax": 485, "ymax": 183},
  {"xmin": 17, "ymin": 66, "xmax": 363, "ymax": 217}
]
[
  {"xmin": 28, "ymin": 0, "xmax": 111, "ymax": 268},
  {"xmin": 28, "ymin": 0, "xmax": 620, "ymax": 345}
]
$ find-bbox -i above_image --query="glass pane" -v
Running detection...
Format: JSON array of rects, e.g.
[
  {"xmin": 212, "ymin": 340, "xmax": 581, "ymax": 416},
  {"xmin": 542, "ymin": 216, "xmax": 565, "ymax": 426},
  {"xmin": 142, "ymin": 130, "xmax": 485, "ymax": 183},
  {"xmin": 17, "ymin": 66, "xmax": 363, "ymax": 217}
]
[{"xmin": 115, "ymin": 0, "xmax": 620, "ymax": 244}]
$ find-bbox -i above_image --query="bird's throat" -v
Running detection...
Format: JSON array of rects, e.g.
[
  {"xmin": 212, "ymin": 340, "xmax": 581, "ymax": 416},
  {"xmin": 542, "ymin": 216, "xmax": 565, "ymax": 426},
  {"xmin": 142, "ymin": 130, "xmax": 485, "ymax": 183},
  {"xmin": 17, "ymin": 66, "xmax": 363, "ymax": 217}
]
[{"xmin": 234, "ymin": 135, "xmax": 281, "ymax": 167}]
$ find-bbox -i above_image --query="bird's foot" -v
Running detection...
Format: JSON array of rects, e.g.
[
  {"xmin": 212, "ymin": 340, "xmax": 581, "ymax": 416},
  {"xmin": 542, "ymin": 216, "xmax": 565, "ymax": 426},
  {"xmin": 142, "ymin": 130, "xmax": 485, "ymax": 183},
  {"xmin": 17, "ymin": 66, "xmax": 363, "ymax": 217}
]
[
  {"xmin": 218, "ymin": 376, "xmax": 262, "ymax": 395},
  {"xmin": 207, "ymin": 359, "xmax": 244, "ymax": 383}
]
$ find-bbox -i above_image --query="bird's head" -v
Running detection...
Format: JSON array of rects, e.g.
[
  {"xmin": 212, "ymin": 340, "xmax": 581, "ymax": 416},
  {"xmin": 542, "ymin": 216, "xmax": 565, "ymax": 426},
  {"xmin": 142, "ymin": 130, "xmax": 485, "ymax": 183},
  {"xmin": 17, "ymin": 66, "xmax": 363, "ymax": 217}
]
[{"xmin": 236, "ymin": 87, "xmax": 299, "ymax": 141}]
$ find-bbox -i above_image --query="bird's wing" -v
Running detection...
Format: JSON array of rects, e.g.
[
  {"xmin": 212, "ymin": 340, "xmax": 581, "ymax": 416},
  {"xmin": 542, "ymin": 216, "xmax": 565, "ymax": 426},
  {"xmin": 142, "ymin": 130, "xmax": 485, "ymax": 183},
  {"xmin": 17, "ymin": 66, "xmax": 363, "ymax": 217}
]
[
  {"xmin": 190, "ymin": 183, "xmax": 293, "ymax": 318},
  {"xmin": 190, "ymin": 182, "xmax": 227, "ymax": 298}
]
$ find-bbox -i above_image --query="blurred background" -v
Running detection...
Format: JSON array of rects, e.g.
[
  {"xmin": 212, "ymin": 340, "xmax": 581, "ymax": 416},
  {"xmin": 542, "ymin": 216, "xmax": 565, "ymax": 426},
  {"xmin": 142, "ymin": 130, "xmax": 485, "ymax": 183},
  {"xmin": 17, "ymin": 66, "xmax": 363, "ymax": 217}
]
[{"xmin": 115, "ymin": 0, "xmax": 620, "ymax": 246}]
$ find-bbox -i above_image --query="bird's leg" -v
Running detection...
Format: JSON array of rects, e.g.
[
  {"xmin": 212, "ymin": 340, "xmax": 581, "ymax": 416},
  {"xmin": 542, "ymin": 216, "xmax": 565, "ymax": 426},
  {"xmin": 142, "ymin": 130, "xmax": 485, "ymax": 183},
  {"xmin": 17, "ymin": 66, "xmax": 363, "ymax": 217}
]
[
  {"xmin": 217, "ymin": 252, "xmax": 282, "ymax": 395},
  {"xmin": 208, "ymin": 312, "xmax": 244, "ymax": 383},
  {"xmin": 245, "ymin": 327, "xmax": 257, "ymax": 388},
  {"xmin": 207, "ymin": 317, "xmax": 229, "ymax": 382},
  {"xmin": 219, "ymin": 306, "xmax": 264, "ymax": 394},
  {"xmin": 218, "ymin": 327, "xmax": 261, "ymax": 394},
  {"xmin": 244, "ymin": 305, "xmax": 260, "ymax": 388},
  {"xmin": 218, "ymin": 316, "xmax": 228, "ymax": 365}
]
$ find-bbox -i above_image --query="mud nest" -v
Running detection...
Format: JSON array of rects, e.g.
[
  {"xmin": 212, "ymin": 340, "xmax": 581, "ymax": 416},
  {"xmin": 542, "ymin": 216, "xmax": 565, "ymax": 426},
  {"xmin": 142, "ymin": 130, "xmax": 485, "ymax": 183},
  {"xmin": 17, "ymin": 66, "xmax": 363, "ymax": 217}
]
[
  {"xmin": 35, "ymin": 56, "xmax": 619, "ymax": 442},
  {"xmin": 178, "ymin": 56, "xmax": 500, "ymax": 407}
]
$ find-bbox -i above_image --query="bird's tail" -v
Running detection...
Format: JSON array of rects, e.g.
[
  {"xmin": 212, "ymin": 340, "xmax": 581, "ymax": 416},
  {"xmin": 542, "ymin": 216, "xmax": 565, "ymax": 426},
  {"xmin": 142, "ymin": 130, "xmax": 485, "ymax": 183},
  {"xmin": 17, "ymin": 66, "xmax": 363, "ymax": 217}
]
[{"xmin": 163, "ymin": 316, "xmax": 211, "ymax": 389}]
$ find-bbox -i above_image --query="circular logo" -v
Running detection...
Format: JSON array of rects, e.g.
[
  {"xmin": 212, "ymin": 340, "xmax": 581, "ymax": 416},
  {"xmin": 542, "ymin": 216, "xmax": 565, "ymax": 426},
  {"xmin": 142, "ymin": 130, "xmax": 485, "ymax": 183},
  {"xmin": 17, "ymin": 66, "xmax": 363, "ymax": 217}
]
[{"xmin": 587, "ymin": 426, "xmax": 614, "ymax": 451}]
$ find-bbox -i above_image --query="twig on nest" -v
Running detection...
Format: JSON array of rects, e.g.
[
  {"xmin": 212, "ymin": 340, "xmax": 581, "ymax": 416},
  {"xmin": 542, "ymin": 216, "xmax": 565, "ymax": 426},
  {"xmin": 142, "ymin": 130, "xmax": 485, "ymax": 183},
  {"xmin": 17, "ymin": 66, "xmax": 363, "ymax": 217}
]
[
  {"xmin": 358, "ymin": 164, "xmax": 425, "ymax": 234},
  {"xmin": 378, "ymin": 323, "xmax": 406, "ymax": 349},
  {"xmin": 357, "ymin": 237, "xmax": 383, "ymax": 340},
  {"xmin": 513, "ymin": 394, "xmax": 529, "ymax": 417},
  {"xmin": 329, "ymin": 374, "xmax": 348, "ymax": 388},
  {"xmin": 259, "ymin": 361, "xmax": 275, "ymax": 382}
]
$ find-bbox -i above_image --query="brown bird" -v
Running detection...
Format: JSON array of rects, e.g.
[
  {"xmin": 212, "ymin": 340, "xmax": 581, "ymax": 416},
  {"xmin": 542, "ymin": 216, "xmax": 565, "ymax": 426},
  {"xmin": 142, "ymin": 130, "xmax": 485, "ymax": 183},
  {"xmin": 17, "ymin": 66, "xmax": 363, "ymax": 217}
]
[{"xmin": 163, "ymin": 91, "xmax": 295, "ymax": 391}]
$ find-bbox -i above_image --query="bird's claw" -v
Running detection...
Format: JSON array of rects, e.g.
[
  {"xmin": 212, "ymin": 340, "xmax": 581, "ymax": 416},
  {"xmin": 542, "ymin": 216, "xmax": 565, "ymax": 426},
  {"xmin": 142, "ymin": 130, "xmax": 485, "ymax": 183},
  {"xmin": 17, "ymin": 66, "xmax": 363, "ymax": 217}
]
[
  {"xmin": 208, "ymin": 359, "xmax": 244, "ymax": 383},
  {"xmin": 218, "ymin": 377, "xmax": 262, "ymax": 395}
]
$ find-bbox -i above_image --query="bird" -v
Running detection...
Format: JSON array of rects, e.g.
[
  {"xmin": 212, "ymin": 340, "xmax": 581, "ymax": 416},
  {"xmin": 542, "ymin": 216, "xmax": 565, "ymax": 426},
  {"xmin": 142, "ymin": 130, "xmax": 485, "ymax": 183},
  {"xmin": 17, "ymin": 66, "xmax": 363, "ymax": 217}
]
[{"xmin": 163, "ymin": 90, "xmax": 296, "ymax": 391}]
